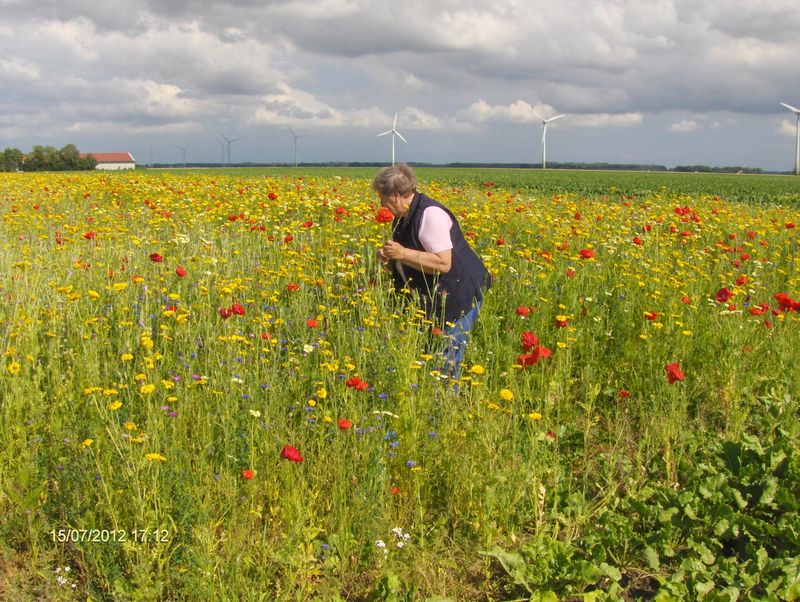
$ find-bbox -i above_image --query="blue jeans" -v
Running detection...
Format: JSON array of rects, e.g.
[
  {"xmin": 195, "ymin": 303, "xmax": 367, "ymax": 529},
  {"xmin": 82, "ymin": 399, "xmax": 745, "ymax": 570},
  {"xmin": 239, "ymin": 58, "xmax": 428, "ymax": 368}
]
[{"xmin": 440, "ymin": 300, "xmax": 482, "ymax": 385}]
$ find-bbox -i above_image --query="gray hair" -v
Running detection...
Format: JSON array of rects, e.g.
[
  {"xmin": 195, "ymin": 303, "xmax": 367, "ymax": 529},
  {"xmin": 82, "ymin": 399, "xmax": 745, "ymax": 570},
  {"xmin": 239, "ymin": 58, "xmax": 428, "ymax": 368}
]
[{"xmin": 371, "ymin": 163, "xmax": 417, "ymax": 197}]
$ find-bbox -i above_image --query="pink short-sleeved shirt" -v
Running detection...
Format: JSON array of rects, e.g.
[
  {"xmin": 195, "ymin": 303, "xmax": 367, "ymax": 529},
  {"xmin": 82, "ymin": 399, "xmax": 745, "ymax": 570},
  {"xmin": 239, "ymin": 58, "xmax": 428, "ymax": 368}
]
[{"xmin": 418, "ymin": 206, "xmax": 453, "ymax": 253}]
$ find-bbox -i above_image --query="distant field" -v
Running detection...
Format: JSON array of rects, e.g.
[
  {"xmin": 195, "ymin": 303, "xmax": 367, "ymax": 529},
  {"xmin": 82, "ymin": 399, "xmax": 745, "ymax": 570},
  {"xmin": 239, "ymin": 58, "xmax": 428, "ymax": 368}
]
[{"xmin": 152, "ymin": 165, "xmax": 800, "ymax": 205}]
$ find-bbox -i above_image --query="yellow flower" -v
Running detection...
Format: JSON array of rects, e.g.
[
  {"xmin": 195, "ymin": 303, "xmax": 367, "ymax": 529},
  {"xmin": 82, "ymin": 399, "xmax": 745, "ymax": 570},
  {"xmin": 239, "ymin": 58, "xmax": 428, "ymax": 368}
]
[
  {"xmin": 6, "ymin": 361, "xmax": 21, "ymax": 376},
  {"xmin": 121, "ymin": 353, "xmax": 134, "ymax": 362},
  {"xmin": 123, "ymin": 421, "xmax": 137, "ymax": 431},
  {"xmin": 469, "ymin": 364, "xmax": 485, "ymax": 375},
  {"xmin": 82, "ymin": 438, "xmax": 94, "ymax": 448},
  {"xmin": 139, "ymin": 383, "xmax": 156, "ymax": 394},
  {"xmin": 528, "ymin": 412, "xmax": 543, "ymax": 421},
  {"xmin": 87, "ymin": 290, "xmax": 100, "ymax": 299},
  {"xmin": 500, "ymin": 388, "xmax": 513, "ymax": 401},
  {"xmin": 108, "ymin": 401, "xmax": 123, "ymax": 411},
  {"xmin": 145, "ymin": 452, "xmax": 166, "ymax": 462},
  {"xmin": 316, "ymin": 387, "xmax": 327, "ymax": 399}
]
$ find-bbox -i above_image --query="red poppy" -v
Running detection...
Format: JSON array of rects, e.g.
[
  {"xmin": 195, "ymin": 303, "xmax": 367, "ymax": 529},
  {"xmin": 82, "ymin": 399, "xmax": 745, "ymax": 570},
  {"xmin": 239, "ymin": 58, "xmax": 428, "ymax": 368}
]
[
  {"xmin": 521, "ymin": 331, "xmax": 538, "ymax": 350},
  {"xmin": 219, "ymin": 307, "xmax": 233, "ymax": 320},
  {"xmin": 665, "ymin": 362, "xmax": 684, "ymax": 384},
  {"xmin": 175, "ymin": 266, "xmax": 187, "ymax": 277},
  {"xmin": 632, "ymin": 236, "xmax": 643, "ymax": 246},
  {"xmin": 554, "ymin": 317, "xmax": 568, "ymax": 328},
  {"xmin": 337, "ymin": 418, "xmax": 353, "ymax": 430},
  {"xmin": 680, "ymin": 295, "xmax": 692, "ymax": 304},
  {"xmin": 774, "ymin": 292, "xmax": 798, "ymax": 312},
  {"xmin": 83, "ymin": 231, "xmax": 96, "ymax": 240},
  {"xmin": 517, "ymin": 346, "xmax": 552, "ymax": 366},
  {"xmin": 496, "ymin": 237, "xmax": 506, "ymax": 246},
  {"xmin": 149, "ymin": 253, "xmax": 163, "ymax": 263},
  {"xmin": 302, "ymin": 220, "xmax": 314, "ymax": 228},
  {"xmin": 306, "ymin": 318, "xmax": 318, "ymax": 328},
  {"xmin": 786, "ymin": 222, "xmax": 796, "ymax": 229},
  {"xmin": 516, "ymin": 306, "xmax": 530, "ymax": 318},
  {"xmin": 376, "ymin": 207, "xmax": 394, "ymax": 223},
  {"xmin": 644, "ymin": 311, "xmax": 658, "ymax": 321},
  {"xmin": 345, "ymin": 376, "xmax": 369, "ymax": 391},
  {"xmin": 280, "ymin": 444, "xmax": 303, "ymax": 462},
  {"xmin": 241, "ymin": 469, "xmax": 254, "ymax": 480},
  {"xmin": 286, "ymin": 282, "xmax": 299, "ymax": 292},
  {"xmin": 390, "ymin": 486, "xmax": 401, "ymax": 496},
  {"xmin": 268, "ymin": 192, "xmax": 278, "ymax": 200},
  {"xmin": 579, "ymin": 248, "xmax": 595, "ymax": 259},
  {"xmin": 283, "ymin": 234, "xmax": 294, "ymax": 243},
  {"xmin": 566, "ymin": 267, "xmax": 576, "ymax": 278},
  {"xmin": 231, "ymin": 303, "xmax": 245, "ymax": 316},
  {"xmin": 735, "ymin": 275, "xmax": 748, "ymax": 286},
  {"xmin": 715, "ymin": 287, "xmax": 733, "ymax": 303},
  {"xmin": 618, "ymin": 390, "xmax": 630, "ymax": 398}
]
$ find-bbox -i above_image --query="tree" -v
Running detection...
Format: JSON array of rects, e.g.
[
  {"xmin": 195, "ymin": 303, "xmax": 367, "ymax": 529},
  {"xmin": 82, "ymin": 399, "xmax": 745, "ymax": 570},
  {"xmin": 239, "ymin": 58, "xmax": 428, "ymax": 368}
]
[{"xmin": 1, "ymin": 147, "xmax": 24, "ymax": 172}]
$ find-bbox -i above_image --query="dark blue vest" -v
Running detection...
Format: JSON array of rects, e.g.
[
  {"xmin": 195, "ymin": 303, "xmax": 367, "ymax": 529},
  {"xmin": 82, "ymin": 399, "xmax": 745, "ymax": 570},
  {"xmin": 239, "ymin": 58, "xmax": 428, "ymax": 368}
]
[{"xmin": 390, "ymin": 192, "xmax": 491, "ymax": 325}]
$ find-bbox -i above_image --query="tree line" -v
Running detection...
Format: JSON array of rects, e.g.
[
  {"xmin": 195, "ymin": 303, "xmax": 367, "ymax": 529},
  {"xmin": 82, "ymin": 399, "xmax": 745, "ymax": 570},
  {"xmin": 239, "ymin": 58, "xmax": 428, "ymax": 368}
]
[{"xmin": 1, "ymin": 144, "xmax": 97, "ymax": 172}]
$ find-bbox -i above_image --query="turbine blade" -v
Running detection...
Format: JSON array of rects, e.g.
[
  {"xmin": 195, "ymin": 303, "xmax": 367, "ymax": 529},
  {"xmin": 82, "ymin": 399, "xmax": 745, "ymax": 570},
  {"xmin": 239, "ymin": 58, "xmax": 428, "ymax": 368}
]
[
  {"xmin": 393, "ymin": 112, "xmax": 398, "ymax": 128},
  {"xmin": 532, "ymin": 109, "xmax": 545, "ymax": 122},
  {"xmin": 781, "ymin": 102, "xmax": 800, "ymax": 114},
  {"xmin": 377, "ymin": 130, "xmax": 392, "ymax": 137},
  {"xmin": 546, "ymin": 114, "xmax": 566, "ymax": 123},
  {"xmin": 396, "ymin": 131, "xmax": 407, "ymax": 144}
]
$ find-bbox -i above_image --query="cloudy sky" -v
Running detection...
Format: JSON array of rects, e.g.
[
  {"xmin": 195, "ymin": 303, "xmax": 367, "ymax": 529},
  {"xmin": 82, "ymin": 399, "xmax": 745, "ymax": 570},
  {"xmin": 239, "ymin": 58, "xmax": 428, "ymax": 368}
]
[{"xmin": 2, "ymin": 0, "xmax": 799, "ymax": 170}]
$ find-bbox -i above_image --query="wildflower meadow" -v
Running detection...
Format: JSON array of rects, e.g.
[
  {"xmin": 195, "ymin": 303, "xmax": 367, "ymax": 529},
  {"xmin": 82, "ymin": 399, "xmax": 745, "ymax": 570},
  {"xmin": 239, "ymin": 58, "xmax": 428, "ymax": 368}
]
[{"xmin": 1, "ymin": 168, "xmax": 799, "ymax": 600}]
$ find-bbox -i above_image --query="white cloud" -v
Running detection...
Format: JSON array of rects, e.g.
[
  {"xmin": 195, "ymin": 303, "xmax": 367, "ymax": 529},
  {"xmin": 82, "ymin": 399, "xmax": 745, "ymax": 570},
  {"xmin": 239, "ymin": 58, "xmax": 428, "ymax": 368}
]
[
  {"xmin": 669, "ymin": 119, "xmax": 702, "ymax": 133},
  {"xmin": 778, "ymin": 119, "xmax": 798, "ymax": 137}
]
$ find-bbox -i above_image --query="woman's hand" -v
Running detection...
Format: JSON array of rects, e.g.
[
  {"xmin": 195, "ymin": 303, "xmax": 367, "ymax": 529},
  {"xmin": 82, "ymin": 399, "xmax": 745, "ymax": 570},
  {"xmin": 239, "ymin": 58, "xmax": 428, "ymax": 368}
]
[{"xmin": 381, "ymin": 240, "xmax": 406, "ymax": 261}]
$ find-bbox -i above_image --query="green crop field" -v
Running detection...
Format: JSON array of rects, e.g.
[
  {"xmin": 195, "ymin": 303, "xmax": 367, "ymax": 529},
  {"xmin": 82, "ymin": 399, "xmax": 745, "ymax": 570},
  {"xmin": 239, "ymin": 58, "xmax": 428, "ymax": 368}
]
[{"xmin": 1, "ymin": 168, "xmax": 798, "ymax": 600}]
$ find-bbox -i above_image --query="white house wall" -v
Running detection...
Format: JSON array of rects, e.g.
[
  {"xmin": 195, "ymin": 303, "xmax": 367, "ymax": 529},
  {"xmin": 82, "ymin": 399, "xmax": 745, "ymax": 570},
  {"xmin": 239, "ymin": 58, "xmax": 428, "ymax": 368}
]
[{"xmin": 95, "ymin": 162, "xmax": 135, "ymax": 170}]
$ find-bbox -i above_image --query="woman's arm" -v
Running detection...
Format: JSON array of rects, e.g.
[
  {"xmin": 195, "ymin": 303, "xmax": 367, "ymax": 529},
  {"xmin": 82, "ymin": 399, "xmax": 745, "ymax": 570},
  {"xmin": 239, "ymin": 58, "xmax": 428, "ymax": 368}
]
[{"xmin": 381, "ymin": 241, "xmax": 452, "ymax": 274}]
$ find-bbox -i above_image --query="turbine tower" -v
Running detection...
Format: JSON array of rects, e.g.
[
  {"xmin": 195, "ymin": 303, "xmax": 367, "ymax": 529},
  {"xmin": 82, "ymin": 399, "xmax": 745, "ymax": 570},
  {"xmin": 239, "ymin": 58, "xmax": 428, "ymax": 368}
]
[
  {"xmin": 533, "ymin": 110, "xmax": 565, "ymax": 169},
  {"xmin": 287, "ymin": 126, "xmax": 309, "ymax": 167},
  {"xmin": 220, "ymin": 134, "xmax": 240, "ymax": 166},
  {"xmin": 376, "ymin": 112, "xmax": 407, "ymax": 165},
  {"xmin": 176, "ymin": 145, "xmax": 186, "ymax": 168},
  {"xmin": 780, "ymin": 102, "xmax": 800, "ymax": 175}
]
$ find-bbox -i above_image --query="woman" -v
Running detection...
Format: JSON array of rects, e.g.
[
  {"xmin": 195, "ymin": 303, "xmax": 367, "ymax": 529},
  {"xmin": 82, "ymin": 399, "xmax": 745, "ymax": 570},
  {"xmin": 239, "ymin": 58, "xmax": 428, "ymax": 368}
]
[{"xmin": 373, "ymin": 163, "xmax": 491, "ymax": 384}]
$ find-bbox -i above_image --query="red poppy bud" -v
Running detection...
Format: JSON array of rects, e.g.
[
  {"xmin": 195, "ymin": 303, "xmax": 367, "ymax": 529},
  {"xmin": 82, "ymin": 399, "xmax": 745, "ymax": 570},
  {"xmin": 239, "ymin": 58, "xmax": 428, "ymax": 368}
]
[
  {"xmin": 149, "ymin": 253, "xmax": 163, "ymax": 263},
  {"xmin": 219, "ymin": 307, "xmax": 233, "ymax": 320},
  {"xmin": 241, "ymin": 469, "xmax": 254, "ymax": 480},
  {"xmin": 175, "ymin": 266, "xmax": 187, "ymax": 277},
  {"xmin": 231, "ymin": 303, "xmax": 245, "ymax": 316},
  {"xmin": 268, "ymin": 192, "xmax": 278, "ymax": 200}
]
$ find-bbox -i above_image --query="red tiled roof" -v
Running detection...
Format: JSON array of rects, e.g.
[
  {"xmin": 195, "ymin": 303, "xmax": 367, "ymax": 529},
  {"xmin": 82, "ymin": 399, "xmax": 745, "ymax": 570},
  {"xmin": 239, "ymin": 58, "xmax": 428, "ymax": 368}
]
[{"xmin": 81, "ymin": 152, "xmax": 136, "ymax": 163}]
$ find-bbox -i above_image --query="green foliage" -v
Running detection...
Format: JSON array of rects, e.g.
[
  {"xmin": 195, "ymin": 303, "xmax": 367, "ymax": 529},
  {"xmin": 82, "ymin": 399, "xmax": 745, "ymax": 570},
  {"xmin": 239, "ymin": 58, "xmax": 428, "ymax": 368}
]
[
  {"xmin": 17, "ymin": 144, "xmax": 97, "ymax": 171},
  {"xmin": 484, "ymin": 422, "xmax": 800, "ymax": 601}
]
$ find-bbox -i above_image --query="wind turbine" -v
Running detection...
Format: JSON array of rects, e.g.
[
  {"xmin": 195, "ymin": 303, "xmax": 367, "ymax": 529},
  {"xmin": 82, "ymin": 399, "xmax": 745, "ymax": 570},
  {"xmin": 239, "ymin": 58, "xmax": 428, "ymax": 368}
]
[
  {"xmin": 780, "ymin": 102, "xmax": 800, "ymax": 175},
  {"xmin": 376, "ymin": 112, "xmax": 407, "ymax": 165},
  {"xmin": 533, "ymin": 110, "xmax": 565, "ymax": 169},
  {"xmin": 287, "ymin": 126, "xmax": 309, "ymax": 167},
  {"xmin": 176, "ymin": 145, "xmax": 186, "ymax": 168},
  {"xmin": 220, "ymin": 134, "xmax": 240, "ymax": 166}
]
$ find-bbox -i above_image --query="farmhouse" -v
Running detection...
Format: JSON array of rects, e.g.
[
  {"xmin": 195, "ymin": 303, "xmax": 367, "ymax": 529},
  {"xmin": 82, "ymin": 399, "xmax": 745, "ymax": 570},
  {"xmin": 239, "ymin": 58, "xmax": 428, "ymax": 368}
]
[{"xmin": 82, "ymin": 152, "xmax": 136, "ymax": 170}]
